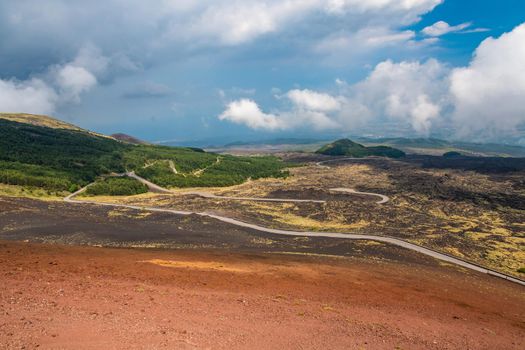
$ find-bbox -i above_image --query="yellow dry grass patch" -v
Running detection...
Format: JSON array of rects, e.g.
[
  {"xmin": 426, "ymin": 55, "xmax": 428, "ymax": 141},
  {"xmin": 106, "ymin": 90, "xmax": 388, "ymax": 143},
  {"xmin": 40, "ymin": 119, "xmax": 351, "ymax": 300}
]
[
  {"xmin": 253, "ymin": 204, "xmax": 369, "ymax": 231},
  {"xmin": 442, "ymin": 225, "xmax": 463, "ymax": 234},
  {"xmin": 0, "ymin": 113, "xmax": 112, "ymax": 139},
  {"xmin": 169, "ymin": 175, "xmax": 289, "ymax": 198},
  {"xmin": 486, "ymin": 240, "xmax": 525, "ymax": 272},
  {"xmin": 81, "ymin": 192, "xmax": 168, "ymax": 205},
  {"xmin": 443, "ymin": 247, "xmax": 465, "ymax": 258},
  {"xmin": 0, "ymin": 183, "xmax": 65, "ymax": 201},
  {"xmin": 429, "ymin": 209, "xmax": 513, "ymax": 238},
  {"xmin": 394, "ymin": 197, "xmax": 426, "ymax": 213},
  {"xmin": 428, "ymin": 209, "xmax": 479, "ymax": 230},
  {"xmin": 107, "ymin": 208, "xmax": 152, "ymax": 219},
  {"xmin": 358, "ymin": 240, "xmax": 384, "ymax": 246},
  {"xmin": 0, "ymin": 113, "xmax": 81, "ymax": 130},
  {"xmin": 250, "ymin": 237, "xmax": 275, "ymax": 245},
  {"xmin": 490, "ymin": 227, "xmax": 512, "ymax": 236},
  {"xmin": 81, "ymin": 192, "xmax": 158, "ymax": 201},
  {"xmin": 466, "ymin": 231, "xmax": 491, "ymax": 240},
  {"xmin": 142, "ymin": 259, "xmax": 248, "ymax": 273},
  {"xmin": 506, "ymin": 236, "xmax": 525, "ymax": 245},
  {"xmin": 438, "ymin": 261, "xmax": 460, "ymax": 269}
]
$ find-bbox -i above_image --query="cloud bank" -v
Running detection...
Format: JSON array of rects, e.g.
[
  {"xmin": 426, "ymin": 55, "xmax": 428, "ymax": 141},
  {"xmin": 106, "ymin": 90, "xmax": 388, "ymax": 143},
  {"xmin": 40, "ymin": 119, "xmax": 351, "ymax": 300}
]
[
  {"xmin": 0, "ymin": 0, "xmax": 442, "ymax": 75},
  {"xmin": 0, "ymin": 0, "xmax": 443, "ymax": 117},
  {"xmin": 0, "ymin": 1, "xmax": 523, "ymax": 143},
  {"xmin": 219, "ymin": 60, "xmax": 447, "ymax": 135},
  {"xmin": 0, "ymin": 45, "xmax": 107, "ymax": 114},
  {"xmin": 219, "ymin": 23, "xmax": 525, "ymax": 140},
  {"xmin": 0, "ymin": 78, "xmax": 58, "ymax": 115},
  {"xmin": 450, "ymin": 23, "xmax": 525, "ymax": 138}
]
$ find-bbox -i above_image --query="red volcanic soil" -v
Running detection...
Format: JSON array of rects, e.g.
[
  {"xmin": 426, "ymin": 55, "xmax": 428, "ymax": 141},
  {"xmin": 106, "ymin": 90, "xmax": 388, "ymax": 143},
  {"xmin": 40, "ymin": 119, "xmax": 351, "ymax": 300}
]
[{"xmin": 0, "ymin": 241, "xmax": 524, "ymax": 350}]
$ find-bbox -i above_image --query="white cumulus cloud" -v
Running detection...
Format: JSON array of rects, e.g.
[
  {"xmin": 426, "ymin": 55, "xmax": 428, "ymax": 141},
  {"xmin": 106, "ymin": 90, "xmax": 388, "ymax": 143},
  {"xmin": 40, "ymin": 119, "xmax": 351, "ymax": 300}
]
[
  {"xmin": 286, "ymin": 89, "xmax": 341, "ymax": 112},
  {"xmin": 352, "ymin": 59, "xmax": 449, "ymax": 134},
  {"xmin": 219, "ymin": 90, "xmax": 342, "ymax": 131},
  {"xmin": 219, "ymin": 99, "xmax": 283, "ymax": 130},
  {"xmin": 186, "ymin": 1, "xmax": 312, "ymax": 45},
  {"xmin": 219, "ymin": 60, "xmax": 449, "ymax": 135},
  {"xmin": 0, "ymin": 44, "xmax": 108, "ymax": 114},
  {"xmin": 218, "ymin": 23, "xmax": 525, "ymax": 141},
  {"xmin": 450, "ymin": 23, "xmax": 525, "ymax": 138},
  {"xmin": 0, "ymin": 78, "xmax": 58, "ymax": 115},
  {"xmin": 324, "ymin": 0, "xmax": 443, "ymax": 20},
  {"xmin": 55, "ymin": 65, "xmax": 97, "ymax": 102},
  {"xmin": 422, "ymin": 21, "xmax": 471, "ymax": 36},
  {"xmin": 167, "ymin": 0, "xmax": 442, "ymax": 46},
  {"xmin": 0, "ymin": 0, "xmax": 444, "ymax": 52}
]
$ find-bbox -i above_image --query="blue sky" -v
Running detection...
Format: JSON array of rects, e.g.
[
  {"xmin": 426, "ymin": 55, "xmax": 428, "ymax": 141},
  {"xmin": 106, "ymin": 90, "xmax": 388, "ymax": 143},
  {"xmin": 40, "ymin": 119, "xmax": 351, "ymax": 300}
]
[{"xmin": 1, "ymin": 0, "xmax": 524, "ymax": 145}]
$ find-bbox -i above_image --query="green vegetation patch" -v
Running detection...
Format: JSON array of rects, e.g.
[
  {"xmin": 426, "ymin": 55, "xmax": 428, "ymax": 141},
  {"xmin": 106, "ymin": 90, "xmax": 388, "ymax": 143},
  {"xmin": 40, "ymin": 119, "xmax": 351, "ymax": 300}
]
[
  {"xmin": 0, "ymin": 118, "xmax": 290, "ymax": 193},
  {"xmin": 86, "ymin": 177, "xmax": 148, "ymax": 196},
  {"xmin": 316, "ymin": 139, "xmax": 405, "ymax": 158},
  {"xmin": 0, "ymin": 118, "xmax": 127, "ymax": 190},
  {"xmin": 123, "ymin": 145, "xmax": 217, "ymax": 173},
  {"xmin": 0, "ymin": 160, "xmax": 78, "ymax": 191},
  {"xmin": 518, "ymin": 267, "xmax": 525, "ymax": 274},
  {"xmin": 135, "ymin": 153, "xmax": 289, "ymax": 188}
]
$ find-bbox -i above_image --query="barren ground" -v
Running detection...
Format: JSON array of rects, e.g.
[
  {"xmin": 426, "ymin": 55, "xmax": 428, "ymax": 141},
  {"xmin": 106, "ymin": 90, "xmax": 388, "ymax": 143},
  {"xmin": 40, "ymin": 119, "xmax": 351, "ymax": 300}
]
[
  {"xmin": 1, "ymin": 240, "xmax": 524, "ymax": 350},
  {"xmin": 1, "ymin": 155, "xmax": 524, "ymax": 349},
  {"xmin": 76, "ymin": 157, "xmax": 525, "ymax": 277}
]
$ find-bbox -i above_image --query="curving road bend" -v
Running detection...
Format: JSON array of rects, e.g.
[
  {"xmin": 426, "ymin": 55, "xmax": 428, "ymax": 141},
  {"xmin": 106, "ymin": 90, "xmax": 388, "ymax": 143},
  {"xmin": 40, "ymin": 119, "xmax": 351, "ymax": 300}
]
[
  {"xmin": 329, "ymin": 188, "xmax": 389, "ymax": 204},
  {"xmin": 188, "ymin": 189, "xmax": 389, "ymax": 204},
  {"xmin": 127, "ymin": 171, "xmax": 357, "ymax": 204},
  {"xmin": 183, "ymin": 191, "xmax": 326, "ymax": 204}
]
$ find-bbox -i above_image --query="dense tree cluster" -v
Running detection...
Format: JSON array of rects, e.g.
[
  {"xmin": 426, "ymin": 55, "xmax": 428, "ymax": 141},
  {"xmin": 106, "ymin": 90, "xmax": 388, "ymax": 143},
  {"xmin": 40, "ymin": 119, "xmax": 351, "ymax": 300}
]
[
  {"xmin": 123, "ymin": 145, "xmax": 217, "ymax": 173},
  {"xmin": 0, "ymin": 161, "xmax": 74, "ymax": 191},
  {"xmin": 86, "ymin": 177, "xmax": 148, "ymax": 196},
  {"xmin": 0, "ymin": 119, "xmax": 127, "ymax": 187},
  {"xmin": 137, "ymin": 155, "xmax": 289, "ymax": 188}
]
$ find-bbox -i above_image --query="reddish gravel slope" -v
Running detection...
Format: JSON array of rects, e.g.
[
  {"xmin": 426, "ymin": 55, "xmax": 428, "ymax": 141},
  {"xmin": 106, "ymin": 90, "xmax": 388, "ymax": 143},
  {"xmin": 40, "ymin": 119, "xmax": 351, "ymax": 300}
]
[{"xmin": 0, "ymin": 241, "xmax": 523, "ymax": 349}]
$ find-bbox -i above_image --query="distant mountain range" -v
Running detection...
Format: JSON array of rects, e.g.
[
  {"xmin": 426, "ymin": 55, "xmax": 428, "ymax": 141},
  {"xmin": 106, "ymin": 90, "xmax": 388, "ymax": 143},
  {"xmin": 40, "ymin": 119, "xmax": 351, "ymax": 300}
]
[
  {"xmin": 356, "ymin": 137, "xmax": 525, "ymax": 157},
  {"xmin": 212, "ymin": 136, "xmax": 525, "ymax": 157}
]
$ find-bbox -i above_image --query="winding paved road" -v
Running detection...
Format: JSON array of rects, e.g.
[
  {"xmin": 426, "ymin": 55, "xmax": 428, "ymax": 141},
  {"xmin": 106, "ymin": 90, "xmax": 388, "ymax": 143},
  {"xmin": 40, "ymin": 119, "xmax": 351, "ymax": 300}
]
[
  {"xmin": 329, "ymin": 188, "xmax": 389, "ymax": 204},
  {"xmin": 64, "ymin": 167, "xmax": 525, "ymax": 287}
]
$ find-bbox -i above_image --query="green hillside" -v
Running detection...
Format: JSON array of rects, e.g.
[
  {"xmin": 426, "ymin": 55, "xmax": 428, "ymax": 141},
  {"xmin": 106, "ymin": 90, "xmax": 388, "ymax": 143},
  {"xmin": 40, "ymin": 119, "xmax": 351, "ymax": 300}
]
[
  {"xmin": 316, "ymin": 139, "xmax": 405, "ymax": 158},
  {"xmin": 0, "ymin": 116, "xmax": 289, "ymax": 193}
]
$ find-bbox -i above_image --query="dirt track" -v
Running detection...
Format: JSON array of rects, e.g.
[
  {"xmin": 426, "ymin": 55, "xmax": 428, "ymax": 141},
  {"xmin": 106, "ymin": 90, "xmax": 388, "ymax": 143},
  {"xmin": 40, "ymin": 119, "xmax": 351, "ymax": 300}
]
[{"xmin": 1, "ymin": 241, "xmax": 524, "ymax": 350}]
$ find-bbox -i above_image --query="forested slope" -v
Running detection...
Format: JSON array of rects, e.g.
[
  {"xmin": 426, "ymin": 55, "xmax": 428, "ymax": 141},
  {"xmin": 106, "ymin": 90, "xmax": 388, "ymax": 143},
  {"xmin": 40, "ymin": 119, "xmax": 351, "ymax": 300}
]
[{"xmin": 0, "ymin": 117, "xmax": 289, "ymax": 193}]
